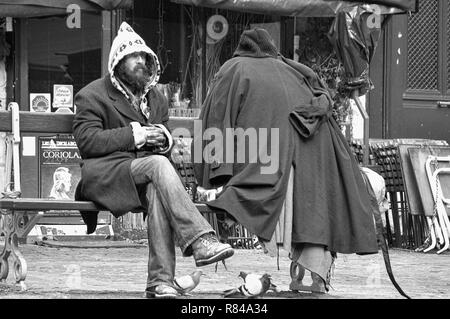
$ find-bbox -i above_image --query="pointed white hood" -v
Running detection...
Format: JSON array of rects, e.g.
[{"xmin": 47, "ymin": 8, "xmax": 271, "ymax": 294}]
[{"xmin": 108, "ymin": 22, "xmax": 161, "ymax": 99}]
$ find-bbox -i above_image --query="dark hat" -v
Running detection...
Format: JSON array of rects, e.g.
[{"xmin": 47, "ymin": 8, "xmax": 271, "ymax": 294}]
[{"xmin": 233, "ymin": 28, "xmax": 279, "ymax": 58}]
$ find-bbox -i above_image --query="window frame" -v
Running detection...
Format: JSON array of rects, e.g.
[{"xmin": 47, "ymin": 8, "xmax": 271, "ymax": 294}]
[
  {"xmin": 403, "ymin": 0, "xmax": 450, "ymax": 102},
  {"xmin": 13, "ymin": 11, "xmax": 114, "ymax": 111}
]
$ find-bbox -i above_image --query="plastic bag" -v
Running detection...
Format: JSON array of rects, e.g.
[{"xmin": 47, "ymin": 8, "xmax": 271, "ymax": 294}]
[{"xmin": 328, "ymin": 5, "xmax": 381, "ymax": 96}]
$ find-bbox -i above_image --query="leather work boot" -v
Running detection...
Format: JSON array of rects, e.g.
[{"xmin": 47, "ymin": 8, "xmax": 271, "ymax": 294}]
[{"xmin": 192, "ymin": 233, "xmax": 234, "ymax": 267}]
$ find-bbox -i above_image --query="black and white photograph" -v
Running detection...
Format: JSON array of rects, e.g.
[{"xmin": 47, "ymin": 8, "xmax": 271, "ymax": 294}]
[{"xmin": 0, "ymin": 0, "xmax": 448, "ymax": 311}]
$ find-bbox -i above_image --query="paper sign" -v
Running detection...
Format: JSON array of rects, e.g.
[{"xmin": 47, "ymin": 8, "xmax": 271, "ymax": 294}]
[
  {"xmin": 22, "ymin": 136, "xmax": 36, "ymax": 156},
  {"xmin": 6, "ymin": 17, "xmax": 13, "ymax": 32},
  {"xmin": 30, "ymin": 93, "xmax": 51, "ymax": 113},
  {"xmin": 53, "ymin": 84, "xmax": 73, "ymax": 109}
]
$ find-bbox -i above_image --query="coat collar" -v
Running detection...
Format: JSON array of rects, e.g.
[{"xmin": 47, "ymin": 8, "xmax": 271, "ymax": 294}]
[{"xmin": 104, "ymin": 75, "xmax": 146, "ymax": 124}]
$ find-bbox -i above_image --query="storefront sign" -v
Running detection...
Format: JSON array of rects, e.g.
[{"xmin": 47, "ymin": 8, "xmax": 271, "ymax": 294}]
[
  {"xmin": 53, "ymin": 84, "xmax": 73, "ymax": 110},
  {"xmin": 30, "ymin": 93, "xmax": 51, "ymax": 113}
]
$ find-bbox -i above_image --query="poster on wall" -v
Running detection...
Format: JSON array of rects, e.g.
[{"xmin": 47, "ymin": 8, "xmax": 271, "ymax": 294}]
[
  {"xmin": 53, "ymin": 84, "xmax": 73, "ymax": 113},
  {"xmin": 30, "ymin": 93, "xmax": 51, "ymax": 113},
  {"xmin": 38, "ymin": 135, "xmax": 81, "ymax": 201},
  {"xmin": 33, "ymin": 135, "xmax": 112, "ymax": 235}
]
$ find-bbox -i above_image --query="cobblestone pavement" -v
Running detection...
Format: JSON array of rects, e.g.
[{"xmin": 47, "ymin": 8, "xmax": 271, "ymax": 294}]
[{"xmin": 0, "ymin": 241, "xmax": 449, "ymax": 299}]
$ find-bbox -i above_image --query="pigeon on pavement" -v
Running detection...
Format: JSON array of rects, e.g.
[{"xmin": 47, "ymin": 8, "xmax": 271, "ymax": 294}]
[
  {"xmin": 223, "ymin": 271, "xmax": 279, "ymax": 298},
  {"xmin": 173, "ymin": 270, "xmax": 204, "ymax": 295}
]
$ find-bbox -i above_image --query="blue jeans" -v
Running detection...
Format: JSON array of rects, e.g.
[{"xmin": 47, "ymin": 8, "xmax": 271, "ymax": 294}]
[{"xmin": 130, "ymin": 155, "xmax": 214, "ymax": 289}]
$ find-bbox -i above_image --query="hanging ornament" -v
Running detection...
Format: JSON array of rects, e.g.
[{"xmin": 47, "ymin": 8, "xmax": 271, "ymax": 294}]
[{"xmin": 206, "ymin": 14, "xmax": 228, "ymax": 44}]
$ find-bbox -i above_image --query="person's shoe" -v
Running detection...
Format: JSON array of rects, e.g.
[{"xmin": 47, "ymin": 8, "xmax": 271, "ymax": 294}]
[
  {"xmin": 144, "ymin": 284, "xmax": 179, "ymax": 299},
  {"xmin": 192, "ymin": 233, "xmax": 234, "ymax": 267}
]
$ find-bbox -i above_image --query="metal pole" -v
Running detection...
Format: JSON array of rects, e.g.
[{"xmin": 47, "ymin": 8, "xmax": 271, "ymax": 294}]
[
  {"xmin": 201, "ymin": 7, "xmax": 207, "ymax": 103},
  {"xmin": 179, "ymin": 4, "xmax": 186, "ymax": 95},
  {"xmin": 351, "ymin": 90, "xmax": 369, "ymax": 165},
  {"xmin": 8, "ymin": 102, "xmax": 20, "ymax": 193}
]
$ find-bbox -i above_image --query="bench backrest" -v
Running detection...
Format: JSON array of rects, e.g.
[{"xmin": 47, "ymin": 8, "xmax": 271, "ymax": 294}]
[
  {"xmin": 0, "ymin": 108, "xmax": 198, "ymax": 197},
  {"xmin": 0, "ymin": 110, "xmax": 196, "ymax": 137}
]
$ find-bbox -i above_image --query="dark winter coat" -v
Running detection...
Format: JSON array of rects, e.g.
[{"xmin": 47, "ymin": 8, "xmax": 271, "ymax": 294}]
[
  {"xmin": 193, "ymin": 28, "xmax": 378, "ymax": 254},
  {"xmin": 72, "ymin": 22, "xmax": 171, "ymax": 233},
  {"xmin": 73, "ymin": 76, "xmax": 170, "ymax": 233}
]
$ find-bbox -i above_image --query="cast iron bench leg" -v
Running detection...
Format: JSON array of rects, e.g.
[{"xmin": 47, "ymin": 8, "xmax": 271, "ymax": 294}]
[{"xmin": 0, "ymin": 210, "xmax": 43, "ymax": 291}]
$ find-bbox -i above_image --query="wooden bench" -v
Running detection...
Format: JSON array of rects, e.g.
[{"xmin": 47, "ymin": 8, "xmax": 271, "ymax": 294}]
[{"xmin": 0, "ymin": 102, "xmax": 220, "ymax": 290}]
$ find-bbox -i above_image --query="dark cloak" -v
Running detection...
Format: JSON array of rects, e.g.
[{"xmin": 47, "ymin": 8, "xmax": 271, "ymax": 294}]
[{"xmin": 193, "ymin": 28, "xmax": 378, "ymax": 254}]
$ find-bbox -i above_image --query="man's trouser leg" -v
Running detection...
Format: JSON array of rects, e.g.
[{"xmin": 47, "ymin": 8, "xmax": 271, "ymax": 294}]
[
  {"xmin": 145, "ymin": 182, "xmax": 176, "ymax": 288},
  {"xmin": 130, "ymin": 155, "xmax": 214, "ymax": 287}
]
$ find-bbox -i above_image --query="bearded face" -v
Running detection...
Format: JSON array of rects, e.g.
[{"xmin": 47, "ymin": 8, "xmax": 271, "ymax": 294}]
[{"xmin": 115, "ymin": 52, "xmax": 152, "ymax": 92}]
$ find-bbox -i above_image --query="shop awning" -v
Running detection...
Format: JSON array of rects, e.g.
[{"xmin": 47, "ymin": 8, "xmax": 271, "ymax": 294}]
[
  {"xmin": 0, "ymin": 0, "xmax": 133, "ymax": 18},
  {"xmin": 170, "ymin": 0, "xmax": 418, "ymax": 17}
]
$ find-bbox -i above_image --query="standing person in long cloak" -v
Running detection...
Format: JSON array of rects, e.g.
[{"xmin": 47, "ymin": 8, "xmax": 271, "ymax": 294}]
[{"xmin": 193, "ymin": 28, "xmax": 378, "ymax": 289}]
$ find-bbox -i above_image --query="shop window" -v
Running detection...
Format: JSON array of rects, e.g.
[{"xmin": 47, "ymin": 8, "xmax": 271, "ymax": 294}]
[
  {"xmin": 125, "ymin": 0, "xmax": 280, "ymax": 112},
  {"xmin": 27, "ymin": 12, "xmax": 102, "ymax": 109},
  {"xmin": 406, "ymin": 0, "xmax": 450, "ymax": 98}
]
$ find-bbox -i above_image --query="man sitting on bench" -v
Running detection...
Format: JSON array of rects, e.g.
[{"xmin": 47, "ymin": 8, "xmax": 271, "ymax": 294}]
[{"xmin": 72, "ymin": 22, "xmax": 234, "ymax": 299}]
